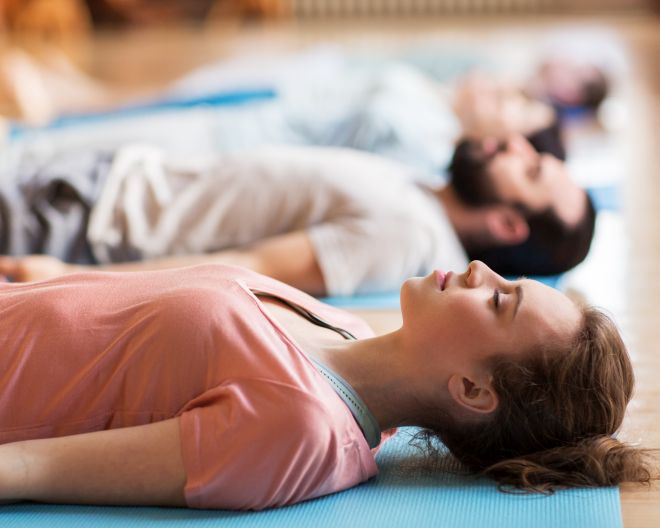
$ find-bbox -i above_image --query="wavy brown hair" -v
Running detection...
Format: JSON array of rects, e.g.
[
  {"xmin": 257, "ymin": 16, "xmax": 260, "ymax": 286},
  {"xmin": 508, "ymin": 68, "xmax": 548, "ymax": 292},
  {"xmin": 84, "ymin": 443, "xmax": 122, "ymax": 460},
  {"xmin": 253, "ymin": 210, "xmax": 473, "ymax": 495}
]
[{"xmin": 419, "ymin": 306, "xmax": 655, "ymax": 492}]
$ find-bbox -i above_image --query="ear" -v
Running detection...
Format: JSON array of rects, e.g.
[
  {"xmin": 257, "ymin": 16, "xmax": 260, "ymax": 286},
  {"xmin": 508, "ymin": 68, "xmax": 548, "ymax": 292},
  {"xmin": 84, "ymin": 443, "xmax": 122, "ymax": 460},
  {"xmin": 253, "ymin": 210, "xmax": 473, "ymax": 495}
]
[
  {"xmin": 484, "ymin": 206, "xmax": 529, "ymax": 246},
  {"xmin": 447, "ymin": 374, "xmax": 499, "ymax": 415}
]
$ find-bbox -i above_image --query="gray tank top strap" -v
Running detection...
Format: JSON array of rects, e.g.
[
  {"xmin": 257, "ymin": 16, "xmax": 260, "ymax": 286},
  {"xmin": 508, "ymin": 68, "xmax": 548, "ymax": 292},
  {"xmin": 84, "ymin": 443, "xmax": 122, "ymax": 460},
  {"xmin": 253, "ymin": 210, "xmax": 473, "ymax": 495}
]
[
  {"xmin": 252, "ymin": 291, "xmax": 381, "ymax": 448},
  {"xmin": 308, "ymin": 357, "xmax": 382, "ymax": 449}
]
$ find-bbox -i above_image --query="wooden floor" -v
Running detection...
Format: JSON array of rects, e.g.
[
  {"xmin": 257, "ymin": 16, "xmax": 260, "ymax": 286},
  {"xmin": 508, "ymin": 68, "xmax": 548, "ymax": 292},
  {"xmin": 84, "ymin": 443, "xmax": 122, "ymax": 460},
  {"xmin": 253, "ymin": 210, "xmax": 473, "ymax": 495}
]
[
  {"xmin": 8, "ymin": 11, "xmax": 660, "ymax": 526},
  {"xmin": 612, "ymin": 16, "xmax": 660, "ymax": 527}
]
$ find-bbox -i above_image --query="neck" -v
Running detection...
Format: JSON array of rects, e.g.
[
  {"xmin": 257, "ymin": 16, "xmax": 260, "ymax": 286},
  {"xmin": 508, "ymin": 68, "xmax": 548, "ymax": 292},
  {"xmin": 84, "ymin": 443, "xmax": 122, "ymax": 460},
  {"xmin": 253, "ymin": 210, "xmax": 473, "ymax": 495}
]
[{"xmin": 315, "ymin": 330, "xmax": 423, "ymax": 432}]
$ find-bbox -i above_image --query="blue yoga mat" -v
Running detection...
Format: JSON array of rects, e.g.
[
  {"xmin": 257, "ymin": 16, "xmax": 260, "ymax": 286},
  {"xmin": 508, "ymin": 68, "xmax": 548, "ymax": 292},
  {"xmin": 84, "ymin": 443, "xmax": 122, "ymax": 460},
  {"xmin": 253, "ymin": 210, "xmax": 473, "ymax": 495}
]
[
  {"xmin": 1, "ymin": 428, "xmax": 621, "ymax": 528},
  {"xmin": 8, "ymin": 88, "xmax": 277, "ymax": 140},
  {"xmin": 588, "ymin": 184, "xmax": 620, "ymax": 212}
]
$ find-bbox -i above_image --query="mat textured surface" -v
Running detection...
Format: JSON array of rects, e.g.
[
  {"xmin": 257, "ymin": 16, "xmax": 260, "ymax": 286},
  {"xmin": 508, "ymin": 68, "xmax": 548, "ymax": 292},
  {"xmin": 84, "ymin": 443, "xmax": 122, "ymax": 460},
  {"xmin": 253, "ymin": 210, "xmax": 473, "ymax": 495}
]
[{"xmin": 2, "ymin": 428, "xmax": 621, "ymax": 528}]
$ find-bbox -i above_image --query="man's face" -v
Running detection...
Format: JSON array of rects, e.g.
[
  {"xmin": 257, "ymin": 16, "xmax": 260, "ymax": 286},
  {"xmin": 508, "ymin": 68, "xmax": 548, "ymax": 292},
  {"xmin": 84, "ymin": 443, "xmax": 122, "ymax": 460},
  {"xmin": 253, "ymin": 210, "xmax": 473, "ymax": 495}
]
[{"xmin": 485, "ymin": 135, "xmax": 584, "ymax": 224}]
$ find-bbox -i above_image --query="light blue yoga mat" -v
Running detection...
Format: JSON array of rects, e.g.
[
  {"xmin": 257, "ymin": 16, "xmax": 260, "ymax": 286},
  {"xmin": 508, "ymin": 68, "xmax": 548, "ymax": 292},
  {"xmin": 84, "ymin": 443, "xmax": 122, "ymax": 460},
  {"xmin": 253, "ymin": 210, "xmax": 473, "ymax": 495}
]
[
  {"xmin": 1, "ymin": 427, "xmax": 621, "ymax": 528},
  {"xmin": 8, "ymin": 88, "xmax": 277, "ymax": 140},
  {"xmin": 588, "ymin": 184, "xmax": 620, "ymax": 212}
]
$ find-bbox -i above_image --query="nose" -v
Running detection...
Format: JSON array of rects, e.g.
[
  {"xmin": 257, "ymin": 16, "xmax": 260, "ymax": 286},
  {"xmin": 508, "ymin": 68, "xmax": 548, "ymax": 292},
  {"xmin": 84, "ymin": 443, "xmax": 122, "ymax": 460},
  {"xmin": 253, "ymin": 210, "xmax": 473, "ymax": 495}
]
[
  {"xmin": 463, "ymin": 260, "xmax": 496, "ymax": 288},
  {"xmin": 507, "ymin": 134, "xmax": 534, "ymax": 157}
]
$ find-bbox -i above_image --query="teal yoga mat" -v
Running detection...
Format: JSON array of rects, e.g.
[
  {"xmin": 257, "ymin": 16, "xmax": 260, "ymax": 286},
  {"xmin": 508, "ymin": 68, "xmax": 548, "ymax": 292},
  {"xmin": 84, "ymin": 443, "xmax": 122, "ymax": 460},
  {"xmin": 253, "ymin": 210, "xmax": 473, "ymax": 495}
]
[
  {"xmin": 1, "ymin": 428, "xmax": 621, "ymax": 528},
  {"xmin": 8, "ymin": 88, "xmax": 277, "ymax": 140}
]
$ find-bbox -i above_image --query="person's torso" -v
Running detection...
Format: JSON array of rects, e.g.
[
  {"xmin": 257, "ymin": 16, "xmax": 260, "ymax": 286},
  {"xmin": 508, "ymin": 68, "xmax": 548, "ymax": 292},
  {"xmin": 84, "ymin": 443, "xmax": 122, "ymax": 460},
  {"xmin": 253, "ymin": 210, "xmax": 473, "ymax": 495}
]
[
  {"xmin": 0, "ymin": 264, "xmax": 375, "ymax": 450},
  {"xmin": 88, "ymin": 144, "xmax": 456, "ymax": 264}
]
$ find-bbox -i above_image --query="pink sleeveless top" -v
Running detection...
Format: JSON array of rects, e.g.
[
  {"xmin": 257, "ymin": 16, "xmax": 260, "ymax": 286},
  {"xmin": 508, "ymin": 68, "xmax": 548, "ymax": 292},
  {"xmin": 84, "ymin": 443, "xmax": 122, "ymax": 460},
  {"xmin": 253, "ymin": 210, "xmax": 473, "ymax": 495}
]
[{"xmin": 0, "ymin": 265, "xmax": 389, "ymax": 510}]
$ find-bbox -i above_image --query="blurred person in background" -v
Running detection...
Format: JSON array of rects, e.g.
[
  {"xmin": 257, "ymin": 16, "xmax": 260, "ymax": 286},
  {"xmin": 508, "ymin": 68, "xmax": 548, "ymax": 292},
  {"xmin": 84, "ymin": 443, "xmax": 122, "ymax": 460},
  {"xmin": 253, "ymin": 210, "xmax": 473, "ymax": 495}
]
[
  {"xmin": 527, "ymin": 57, "xmax": 609, "ymax": 116},
  {"xmin": 0, "ymin": 3, "xmax": 612, "ymax": 136},
  {"xmin": 0, "ymin": 45, "xmax": 568, "ymax": 173}
]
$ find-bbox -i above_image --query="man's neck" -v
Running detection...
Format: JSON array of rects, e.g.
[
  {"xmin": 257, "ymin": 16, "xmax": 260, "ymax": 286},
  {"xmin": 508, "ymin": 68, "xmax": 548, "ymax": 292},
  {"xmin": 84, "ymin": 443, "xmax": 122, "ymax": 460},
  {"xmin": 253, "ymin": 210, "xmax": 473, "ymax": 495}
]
[{"xmin": 432, "ymin": 185, "xmax": 493, "ymax": 251}]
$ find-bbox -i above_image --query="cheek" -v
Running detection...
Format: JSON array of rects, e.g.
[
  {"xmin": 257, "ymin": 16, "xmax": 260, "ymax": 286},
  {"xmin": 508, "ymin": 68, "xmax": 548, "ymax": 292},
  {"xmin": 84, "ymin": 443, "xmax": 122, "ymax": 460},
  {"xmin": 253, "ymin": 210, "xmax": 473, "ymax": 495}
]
[
  {"xmin": 437, "ymin": 297, "xmax": 495, "ymax": 350},
  {"xmin": 492, "ymin": 166, "xmax": 522, "ymax": 201}
]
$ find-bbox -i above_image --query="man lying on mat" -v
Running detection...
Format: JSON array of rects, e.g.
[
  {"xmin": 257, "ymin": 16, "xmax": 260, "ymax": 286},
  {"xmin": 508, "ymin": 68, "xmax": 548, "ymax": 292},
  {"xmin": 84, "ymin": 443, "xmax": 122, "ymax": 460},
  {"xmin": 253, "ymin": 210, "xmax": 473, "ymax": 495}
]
[{"xmin": 0, "ymin": 137, "xmax": 594, "ymax": 296}]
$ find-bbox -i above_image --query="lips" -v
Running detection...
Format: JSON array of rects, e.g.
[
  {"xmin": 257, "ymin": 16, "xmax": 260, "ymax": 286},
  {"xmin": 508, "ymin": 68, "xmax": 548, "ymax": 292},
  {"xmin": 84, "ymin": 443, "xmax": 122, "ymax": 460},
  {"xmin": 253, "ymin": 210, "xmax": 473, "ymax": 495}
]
[{"xmin": 434, "ymin": 270, "xmax": 446, "ymax": 291}]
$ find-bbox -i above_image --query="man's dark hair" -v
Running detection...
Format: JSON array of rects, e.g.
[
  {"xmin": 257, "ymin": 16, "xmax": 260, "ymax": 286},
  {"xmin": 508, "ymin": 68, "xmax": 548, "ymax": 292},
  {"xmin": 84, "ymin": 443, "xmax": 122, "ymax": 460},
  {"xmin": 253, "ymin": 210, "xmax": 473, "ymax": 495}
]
[
  {"xmin": 469, "ymin": 198, "xmax": 596, "ymax": 276},
  {"xmin": 448, "ymin": 139, "xmax": 500, "ymax": 207},
  {"xmin": 448, "ymin": 138, "xmax": 596, "ymax": 276},
  {"xmin": 580, "ymin": 68, "xmax": 609, "ymax": 111},
  {"xmin": 526, "ymin": 115, "xmax": 566, "ymax": 161}
]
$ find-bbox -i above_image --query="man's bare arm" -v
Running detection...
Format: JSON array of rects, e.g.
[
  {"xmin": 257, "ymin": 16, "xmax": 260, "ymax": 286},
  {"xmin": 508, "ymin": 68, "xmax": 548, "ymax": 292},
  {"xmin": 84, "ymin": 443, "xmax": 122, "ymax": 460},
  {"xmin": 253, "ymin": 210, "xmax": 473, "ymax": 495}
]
[{"xmin": 0, "ymin": 230, "xmax": 328, "ymax": 295}]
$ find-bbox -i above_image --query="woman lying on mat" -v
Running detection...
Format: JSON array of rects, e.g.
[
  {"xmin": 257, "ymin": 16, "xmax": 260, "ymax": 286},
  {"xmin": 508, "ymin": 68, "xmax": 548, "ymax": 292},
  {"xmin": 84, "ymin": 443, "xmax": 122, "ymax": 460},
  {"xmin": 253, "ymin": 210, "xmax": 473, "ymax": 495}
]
[{"xmin": 0, "ymin": 261, "xmax": 652, "ymax": 510}]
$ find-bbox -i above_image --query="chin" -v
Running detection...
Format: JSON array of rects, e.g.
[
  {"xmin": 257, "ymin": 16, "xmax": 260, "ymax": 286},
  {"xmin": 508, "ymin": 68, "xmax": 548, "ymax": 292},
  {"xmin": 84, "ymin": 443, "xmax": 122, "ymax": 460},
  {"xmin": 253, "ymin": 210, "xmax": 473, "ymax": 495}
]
[
  {"xmin": 399, "ymin": 276, "xmax": 413, "ymax": 301},
  {"xmin": 400, "ymin": 275, "xmax": 430, "ymax": 314},
  {"xmin": 399, "ymin": 276, "xmax": 420, "ymax": 316},
  {"xmin": 401, "ymin": 275, "xmax": 426, "ymax": 295}
]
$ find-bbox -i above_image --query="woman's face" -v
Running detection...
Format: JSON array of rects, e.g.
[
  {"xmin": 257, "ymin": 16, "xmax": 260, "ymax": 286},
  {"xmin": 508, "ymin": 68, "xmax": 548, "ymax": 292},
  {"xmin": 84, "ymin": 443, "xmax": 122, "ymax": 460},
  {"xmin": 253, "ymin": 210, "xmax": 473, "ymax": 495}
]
[{"xmin": 400, "ymin": 261, "xmax": 581, "ymax": 374}]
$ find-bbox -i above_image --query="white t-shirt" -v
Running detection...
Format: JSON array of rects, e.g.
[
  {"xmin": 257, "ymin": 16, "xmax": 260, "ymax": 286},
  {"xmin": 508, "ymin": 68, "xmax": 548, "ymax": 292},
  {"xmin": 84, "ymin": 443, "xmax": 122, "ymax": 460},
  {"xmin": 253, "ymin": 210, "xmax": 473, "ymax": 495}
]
[{"xmin": 88, "ymin": 145, "xmax": 467, "ymax": 296}]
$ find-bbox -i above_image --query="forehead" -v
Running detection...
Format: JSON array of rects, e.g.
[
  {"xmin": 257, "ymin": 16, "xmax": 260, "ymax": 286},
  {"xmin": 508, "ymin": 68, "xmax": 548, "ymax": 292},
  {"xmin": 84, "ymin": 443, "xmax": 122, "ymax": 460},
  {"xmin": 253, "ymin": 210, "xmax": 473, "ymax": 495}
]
[
  {"xmin": 487, "ymin": 153, "xmax": 534, "ymax": 189},
  {"xmin": 485, "ymin": 153, "xmax": 531, "ymax": 201},
  {"xmin": 517, "ymin": 279, "xmax": 581, "ymax": 340},
  {"xmin": 491, "ymin": 148, "xmax": 530, "ymax": 169}
]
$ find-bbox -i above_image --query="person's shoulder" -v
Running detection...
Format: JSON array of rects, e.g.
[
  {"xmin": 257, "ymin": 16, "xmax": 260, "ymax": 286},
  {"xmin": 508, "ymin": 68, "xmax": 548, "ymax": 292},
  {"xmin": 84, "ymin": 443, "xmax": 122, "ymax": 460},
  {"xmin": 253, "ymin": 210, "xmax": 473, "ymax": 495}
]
[
  {"xmin": 262, "ymin": 383, "xmax": 373, "ymax": 481},
  {"xmin": 196, "ymin": 379, "xmax": 370, "ymax": 509},
  {"xmin": 238, "ymin": 379, "xmax": 345, "ymax": 453}
]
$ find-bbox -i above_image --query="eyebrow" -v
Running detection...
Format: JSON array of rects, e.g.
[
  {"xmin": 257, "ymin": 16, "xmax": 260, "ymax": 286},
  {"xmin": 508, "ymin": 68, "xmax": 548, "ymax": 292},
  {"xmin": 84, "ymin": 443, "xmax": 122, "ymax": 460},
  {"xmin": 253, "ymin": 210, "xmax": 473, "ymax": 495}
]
[{"xmin": 513, "ymin": 285, "xmax": 524, "ymax": 319}]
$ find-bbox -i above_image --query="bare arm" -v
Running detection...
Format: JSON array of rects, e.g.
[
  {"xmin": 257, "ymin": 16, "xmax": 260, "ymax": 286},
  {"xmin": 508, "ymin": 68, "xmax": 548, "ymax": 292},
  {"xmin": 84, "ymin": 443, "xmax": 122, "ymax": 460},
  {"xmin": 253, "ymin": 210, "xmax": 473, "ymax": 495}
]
[
  {"xmin": 0, "ymin": 418, "xmax": 187, "ymax": 506},
  {"xmin": 0, "ymin": 230, "xmax": 328, "ymax": 296}
]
